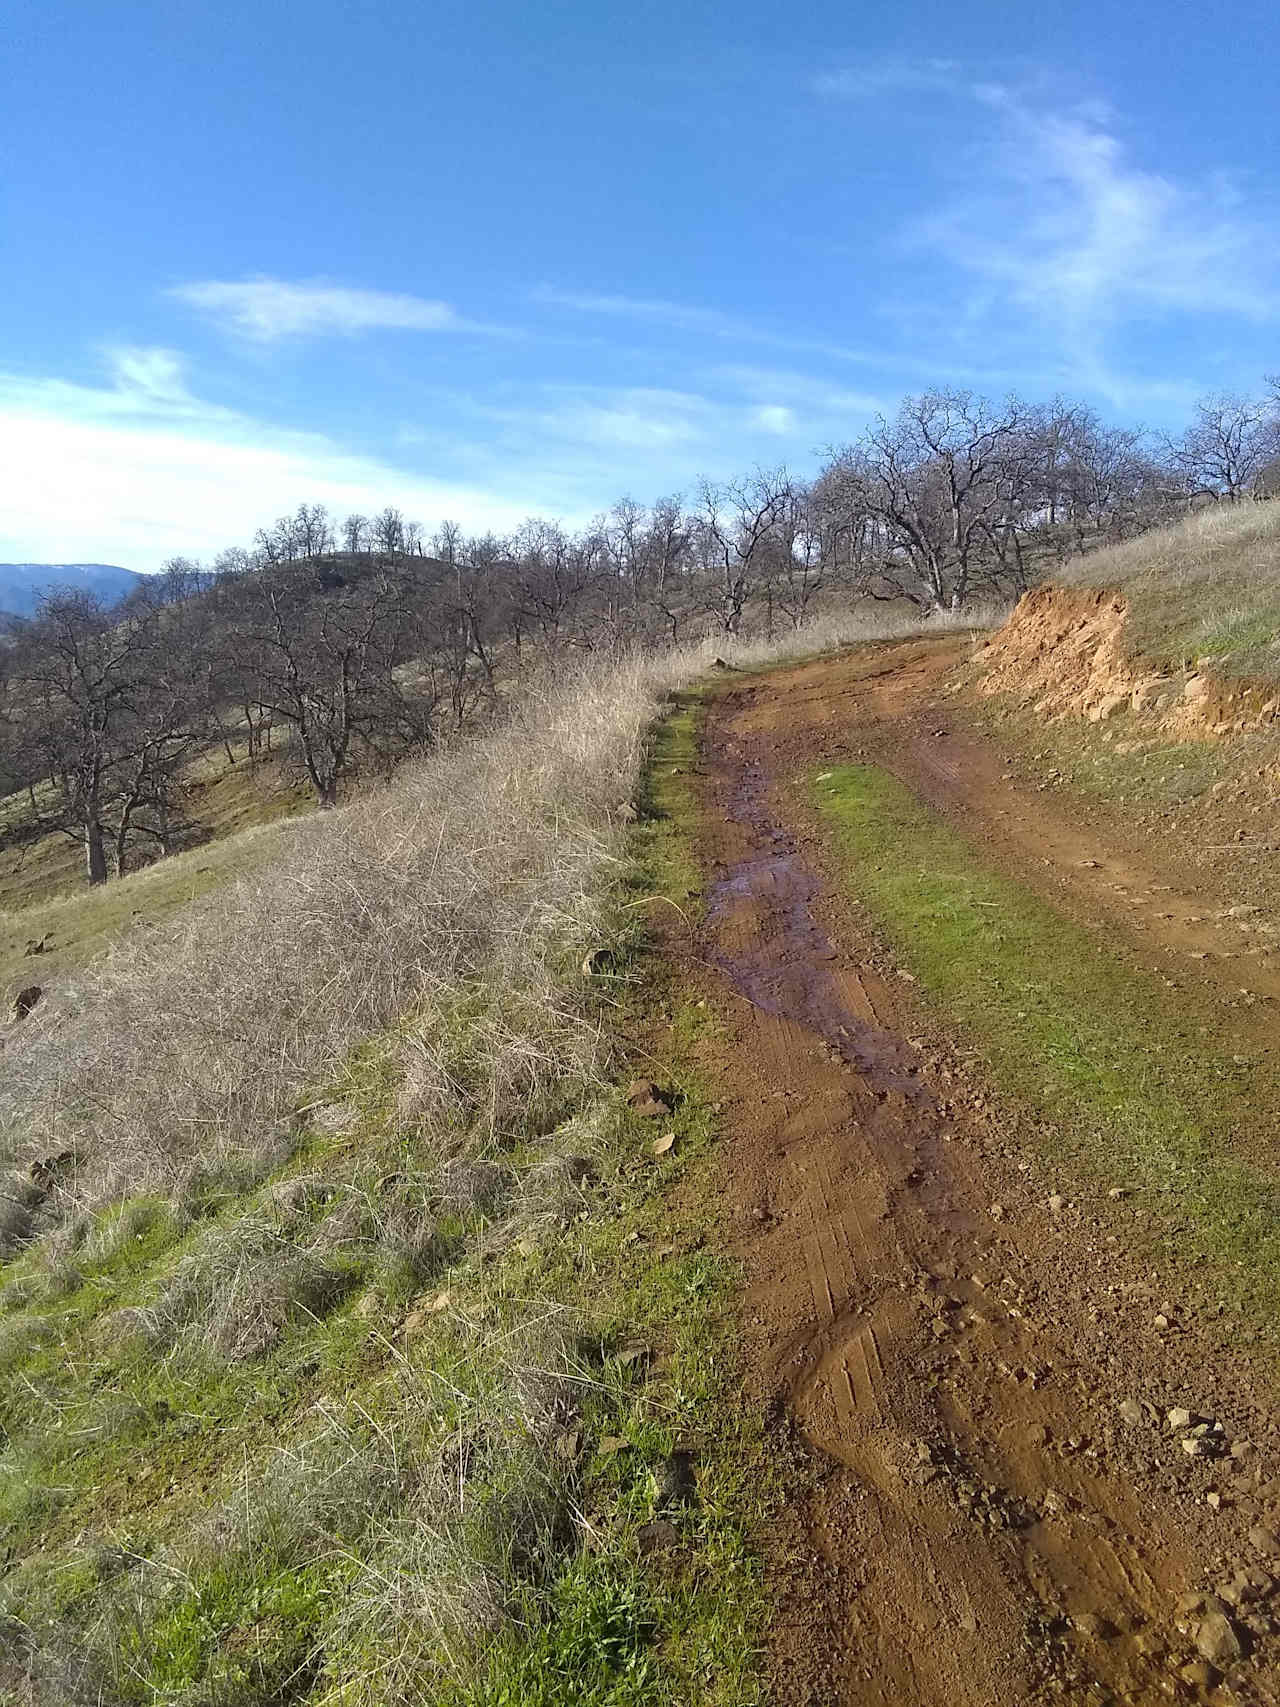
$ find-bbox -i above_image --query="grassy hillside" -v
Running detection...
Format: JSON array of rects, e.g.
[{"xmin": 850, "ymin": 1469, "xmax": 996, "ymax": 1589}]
[
  {"xmin": 0, "ymin": 748, "xmax": 312, "ymax": 1006},
  {"xmin": 1064, "ymin": 500, "xmax": 1280, "ymax": 680}
]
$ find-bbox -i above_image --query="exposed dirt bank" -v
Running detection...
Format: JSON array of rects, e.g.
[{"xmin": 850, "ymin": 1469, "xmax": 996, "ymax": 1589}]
[
  {"xmin": 669, "ymin": 644, "xmax": 1280, "ymax": 1706},
  {"xmin": 975, "ymin": 585, "xmax": 1280, "ymax": 737}
]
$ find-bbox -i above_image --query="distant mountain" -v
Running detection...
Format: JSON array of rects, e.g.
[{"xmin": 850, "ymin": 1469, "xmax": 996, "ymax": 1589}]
[{"xmin": 0, "ymin": 563, "xmax": 146, "ymax": 617}]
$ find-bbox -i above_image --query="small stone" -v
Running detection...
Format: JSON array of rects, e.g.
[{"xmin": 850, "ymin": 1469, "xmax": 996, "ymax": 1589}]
[
  {"xmin": 1048, "ymin": 1193, "xmax": 1066, "ymax": 1213},
  {"xmin": 1183, "ymin": 1436, "xmax": 1207, "ymax": 1457},
  {"xmin": 1179, "ymin": 1659, "xmax": 1218, "ymax": 1690},
  {"xmin": 1195, "ymin": 1610, "xmax": 1247, "ymax": 1666},
  {"xmin": 1249, "ymin": 1525, "xmax": 1280, "ymax": 1558},
  {"xmin": 1119, "ymin": 1399, "xmax": 1144, "ymax": 1427},
  {"xmin": 1168, "ymin": 1408, "xmax": 1194, "ymax": 1431},
  {"xmin": 1207, "ymin": 1491, "xmax": 1222, "ymax": 1511},
  {"xmin": 636, "ymin": 1518, "xmax": 680, "ymax": 1555},
  {"xmin": 625, "ymin": 1080, "xmax": 672, "ymax": 1118},
  {"xmin": 1108, "ymin": 1186, "xmax": 1128, "ymax": 1200},
  {"xmin": 1153, "ymin": 1313, "xmax": 1170, "ymax": 1330},
  {"xmin": 1072, "ymin": 1611, "xmax": 1109, "ymax": 1638}
]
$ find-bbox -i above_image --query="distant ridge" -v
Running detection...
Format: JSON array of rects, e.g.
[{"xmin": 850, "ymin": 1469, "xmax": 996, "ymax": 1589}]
[{"xmin": 0, "ymin": 563, "xmax": 145, "ymax": 617}]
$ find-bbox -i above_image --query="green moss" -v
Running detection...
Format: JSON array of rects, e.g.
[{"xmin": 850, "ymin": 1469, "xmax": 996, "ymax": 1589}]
[{"xmin": 815, "ymin": 762, "xmax": 1280, "ymax": 1331}]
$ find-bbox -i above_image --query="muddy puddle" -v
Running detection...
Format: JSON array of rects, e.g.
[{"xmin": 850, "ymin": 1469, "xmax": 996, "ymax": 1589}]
[{"xmin": 705, "ymin": 732, "xmax": 927, "ymax": 1103}]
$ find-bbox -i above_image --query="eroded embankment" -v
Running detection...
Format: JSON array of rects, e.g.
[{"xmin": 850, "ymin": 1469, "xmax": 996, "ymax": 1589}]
[{"xmin": 975, "ymin": 584, "xmax": 1280, "ymax": 736}]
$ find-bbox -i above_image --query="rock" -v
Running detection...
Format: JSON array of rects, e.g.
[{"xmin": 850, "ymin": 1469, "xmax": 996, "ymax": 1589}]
[
  {"xmin": 1089, "ymin": 690, "xmax": 1130, "ymax": 722},
  {"xmin": 1132, "ymin": 678, "xmax": 1173, "ymax": 713},
  {"xmin": 1119, "ymin": 1398, "xmax": 1144, "ymax": 1427},
  {"xmin": 1183, "ymin": 1436, "xmax": 1207, "ymax": 1457},
  {"xmin": 1249, "ymin": 1524, "xmax": 1280, "ymax": 1558},
  {"xmin": 1153, "ymin": 1313, "xmax": 1170, "ymax": 1330},
  {"xmin": 1179, "ymin": 1659, "xmax": 1219, "ymax": 1690},
  {"xmin": 1168, "ymin": 1408, "xmax": 1194, "ymax": 1431},
  {"xmin": 1195, "ymin": 1610, "xmax": 1247, "ymax": 1666},
  {"xmin": 636, "ymin": 1518, "xmax": 680, "ymax": 1555},
  {"xmin": 1108, "ymin": 1186, "xmax": 1128, "ymax": 1200},
  {"xmin": 625, "ymin": 1080, "xmax": 671, "ymax": 1118},
  {"xmin": 1072, "ymin": 1611, "xmax": 1110, "ymax": 1638},
  {"xmin": 1048, "ymin": 1193, "xmax": 1066, "ymax": 1213},
  {"xmin": 10, "ymin": 986, "xmax": 42, "ymax": 1022}
]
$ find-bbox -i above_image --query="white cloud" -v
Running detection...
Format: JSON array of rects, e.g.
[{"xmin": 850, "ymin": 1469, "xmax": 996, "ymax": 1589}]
[
  {"xmin": 750, "ymin": 404, "xmax": 797, "ymax": 434},
  {"xmin": 0, "ymin": 353, "xmax": 546, "ymax": 569},
  {"xmin": 170, "ymin": 276, "xmax": 499, "ymax": 341}
]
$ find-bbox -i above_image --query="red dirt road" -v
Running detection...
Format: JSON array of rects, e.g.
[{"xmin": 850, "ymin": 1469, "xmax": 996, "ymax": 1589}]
[{"xmin": 680, "ymin": 642, "xmax": 1280, "ymax": 1706}]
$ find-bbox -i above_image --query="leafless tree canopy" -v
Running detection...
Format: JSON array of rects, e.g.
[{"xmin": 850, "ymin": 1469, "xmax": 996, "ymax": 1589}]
[{"xmin": 3, "ymin": 382, "xmax": 1277, "ymax": 885}]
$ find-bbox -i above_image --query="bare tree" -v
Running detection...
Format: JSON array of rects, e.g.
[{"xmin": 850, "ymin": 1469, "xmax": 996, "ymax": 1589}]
[
  {"xmin": 0, "ymin": 592, "xmax": 208, "ymax": 884},
  {"xmin": 1166, "ymin": 395, "xmax": 1280, "ymax": 502},
  {"xmin": 695, "ymin": 469, "xmax": 792, "ymax": 634},
  {"xmin": 232, "ymin": 562, "xmax": 432, "ymax": 807}
]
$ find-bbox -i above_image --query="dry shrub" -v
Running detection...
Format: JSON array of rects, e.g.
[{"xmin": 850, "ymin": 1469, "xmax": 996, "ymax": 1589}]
[
  {"xmin": 0, "ymin": 652, "xmax": 686, "ymax": 1213},
  {"xmin": 144, "ymin": 1216, "xmax": 355, "ymax": 1362}
]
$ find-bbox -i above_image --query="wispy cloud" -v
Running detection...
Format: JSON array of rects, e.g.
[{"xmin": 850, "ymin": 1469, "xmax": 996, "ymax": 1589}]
[
  {"xmin": 170, "ymin": 276, "xmax": 500, "ymax": 341},
  {"xmin": 534, "ymin": 286, "xmax": 883, "ymax": 369},
  {"xmin": 533, "ymin": 287, "xmax": 760, "ymax": 341},
  {"xmin": 926, "ymin": 87, "xmax": 1280, "ymax": 329},
  {"xmin": 814, "ymin": 57, "xmax": 962, "ymax": 100},
  {"xmin": 816, "ymin": 67, "xmax": 1280, "ymax": 403}
]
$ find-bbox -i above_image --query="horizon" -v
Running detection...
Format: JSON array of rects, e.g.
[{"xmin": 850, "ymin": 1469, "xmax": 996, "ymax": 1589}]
[{"xmin": 6, "ymin": 0, "xmax": 1280, "ymax": 571}]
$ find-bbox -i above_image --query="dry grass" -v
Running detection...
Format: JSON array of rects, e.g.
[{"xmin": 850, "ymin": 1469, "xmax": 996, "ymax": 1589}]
[
  {"xmin": 1063, "ymin": 499, "xmax": 1280, "ymax": 678},
  {"xmin": 0, "ymin": 606, "xmax": 989, "ymax": 1216}
]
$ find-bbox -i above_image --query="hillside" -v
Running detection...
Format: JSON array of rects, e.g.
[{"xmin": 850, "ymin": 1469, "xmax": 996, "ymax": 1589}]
[
  {"xmin": 0, "ymin": 563, "xmax": 144, "ymax": 616},
  {"xmin": 7, "ymin": 503, "xmax": 1280, "ymax": 1704},
  {"xmin": 1061, "ymin": 501, "xmax": 1280, "ymax": 682}
]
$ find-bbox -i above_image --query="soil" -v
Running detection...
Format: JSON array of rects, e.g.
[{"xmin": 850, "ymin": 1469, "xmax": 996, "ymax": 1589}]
[
  {"xmin": 672, "ymin": 639, "xmax": 1280, "ymax": 1706},
  {"xmin": 974, "ymin": 585, "xmax": 1280, "ymax": 737}
]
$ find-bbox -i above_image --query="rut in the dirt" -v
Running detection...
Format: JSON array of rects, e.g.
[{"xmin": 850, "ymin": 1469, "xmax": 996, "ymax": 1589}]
[
  {"xmin": 689, "ymin": 654, "xmax": 1280, "ymax": 1707},
  {"xmin": 706, "ymin": 729, "xmax": 924, "ymax": 1101}
]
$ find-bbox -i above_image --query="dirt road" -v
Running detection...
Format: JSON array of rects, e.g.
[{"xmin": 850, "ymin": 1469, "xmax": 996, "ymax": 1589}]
[{"xmin": 682, "ymin": 641, "xmax": 1280, "ymax": 1706}]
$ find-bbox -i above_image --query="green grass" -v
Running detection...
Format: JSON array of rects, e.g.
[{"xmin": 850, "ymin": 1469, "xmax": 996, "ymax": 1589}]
[
  {"xmin": 815, "ymin": 762, "xmax": 1280, "ymax": 1332},
  {"xmin": 0, "ymin": 691, "xmax": 767, "ymax": 1706},
  {"xmin": 966, "ymin": 690, "xmax": 1241, "ymax": 808}
]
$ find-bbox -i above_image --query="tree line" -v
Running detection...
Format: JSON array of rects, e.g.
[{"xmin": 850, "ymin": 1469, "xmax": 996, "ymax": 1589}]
[{"xmin": 3, "ymin": 382, "xmax": 1278, "ymax": 887}]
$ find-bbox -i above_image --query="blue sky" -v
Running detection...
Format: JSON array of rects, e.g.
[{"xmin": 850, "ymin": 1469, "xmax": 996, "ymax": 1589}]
[{"xmin": 4, "ymin": 0, "xmax": 1279, "ymax": 569}]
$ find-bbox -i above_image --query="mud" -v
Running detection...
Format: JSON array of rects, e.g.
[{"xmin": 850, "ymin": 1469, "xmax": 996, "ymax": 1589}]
[
  {"xmin": 706, "ymin": 727, "xmax": 926, "ymax": 1102},
  {"xmin": 676, "ymin": 642, "xmax": 1280, "ymax": 1706}
]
